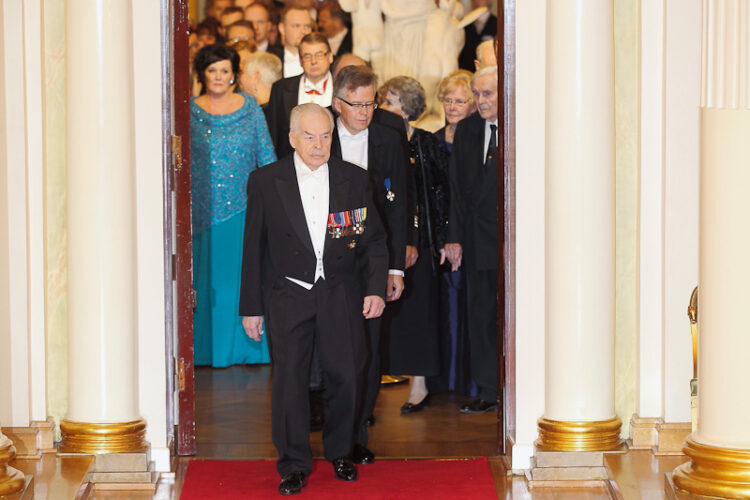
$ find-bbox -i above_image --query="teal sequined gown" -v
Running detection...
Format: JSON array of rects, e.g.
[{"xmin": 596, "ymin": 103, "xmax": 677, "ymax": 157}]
[{"xmin": 191, "ymin": 93, "xmax": 276, "ymax": 367}]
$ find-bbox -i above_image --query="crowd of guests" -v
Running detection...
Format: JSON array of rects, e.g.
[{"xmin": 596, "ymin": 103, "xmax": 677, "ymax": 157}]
[{"xmin": 189, "ymin": 0, "xmax": 499, "ymax": 495}]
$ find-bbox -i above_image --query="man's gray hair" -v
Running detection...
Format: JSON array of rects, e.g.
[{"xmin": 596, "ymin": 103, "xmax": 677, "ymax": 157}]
[
  {"xmin": 289, "ymin": 103, "xmax": 335, "ymax": 133},
  {"xmin": 471, "ymin": 64, "xmax": 498, "ymax": 85}
]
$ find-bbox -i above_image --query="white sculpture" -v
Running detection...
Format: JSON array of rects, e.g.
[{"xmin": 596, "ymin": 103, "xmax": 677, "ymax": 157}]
[{"xmin": 342, "ymin": 0, "xmax": 488, "ymax": 131}]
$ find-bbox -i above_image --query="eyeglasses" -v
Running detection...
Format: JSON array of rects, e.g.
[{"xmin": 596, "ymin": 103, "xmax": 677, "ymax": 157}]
[
  {"xmin": 442, "ymin": 98, "xmax": 470, "ymax": 106},
  {"xmin": 301, "ymin": 51, "xmax": 330, "ymax": 62},
  {"xmin": 337, "ymin": 97, "xmax": 377, "ymax": 110}
]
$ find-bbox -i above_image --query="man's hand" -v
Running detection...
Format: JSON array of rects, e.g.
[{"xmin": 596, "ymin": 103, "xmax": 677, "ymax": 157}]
[
  {"xmin": 405, "ymin": 245, "xmax": 419, "ymax": 269},
  {"xmin": 443, "ymin": 243, "xmax": 462, "ymax": 272},
  {"xmin": 386, "ymin": 274, "xmax": 405, "ymax": 302},
  {"xmin": 363, "ymin": 295, "xmax": 386, "ymax": 319},
  {"xmin": 242, "ymin": 316, "xmax": 264, "ymax": 341}
]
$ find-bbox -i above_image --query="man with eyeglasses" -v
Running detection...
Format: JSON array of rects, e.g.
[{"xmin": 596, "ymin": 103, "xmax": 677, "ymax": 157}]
[
  {"xmin": 266, "ymin": 32, "xmax": 334, "ymax": 158},
  {"xmin": 330, "ymin": 65, "xmax": 409, "ymax": 466}
]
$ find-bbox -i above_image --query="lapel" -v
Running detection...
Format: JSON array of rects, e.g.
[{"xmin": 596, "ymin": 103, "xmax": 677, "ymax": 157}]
[
  {"xmin": 366, "ymin": 125, "xmax": 380, "ymax": 175},
  {"xmin": 324, "ymin": 159, "xmax": 350, "ymax": 255},
  {"xmin": 330, "ymin": 123, "xmax": 343, "ymax": 159},
  {"xmin": 274, "ymin": 158, "xmax": 315, "ymax": 255},
  {"xmin": 282, "ymin": 76, "xmax": 301, "ymax": 122}
]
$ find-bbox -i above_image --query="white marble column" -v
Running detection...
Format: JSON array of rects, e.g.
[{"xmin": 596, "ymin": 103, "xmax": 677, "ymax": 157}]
[
  {"xmin": 536, "ymin": 0, "xmax": 621, "ymax": 451},
  {"xmin": 673, "ymin": 0, "xmax": 750, "ymax": 496},
  {"xmin": 60, "ymin": 0, "xmax": 146, "ymax": 453}
]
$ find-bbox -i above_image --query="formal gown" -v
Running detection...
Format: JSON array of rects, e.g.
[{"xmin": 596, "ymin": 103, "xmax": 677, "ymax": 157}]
[
  {"xmin": 427, "ymin": 127, "xmax": 478, "ymax": 396},
  {"xmin": 191, "ymin": 93, "xmax": 277, "ymax": 367},
  {"xmin": 381, "ymin": 128, "xmax": 449, "ymax": 376}
]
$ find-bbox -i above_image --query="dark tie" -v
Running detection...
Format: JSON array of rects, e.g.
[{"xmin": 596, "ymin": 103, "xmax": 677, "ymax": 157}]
[{"xmin": 485, "ymin": 123, "xmax": 497, "ymax": 168}]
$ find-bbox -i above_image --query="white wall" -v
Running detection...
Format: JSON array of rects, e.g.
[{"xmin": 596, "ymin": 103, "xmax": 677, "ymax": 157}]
[
  {"xmin": 0, "ymin": 0, "xmax": 47, "ymax": 427},
  {"xmin": 637, "ymin": 0, "xmax": 700, "ymax": 426},
  {"xmin": 132, "ymin": 0, "xmax": 170, "ymax": 472},
  {"xmin": 661, "ymin": 0, "xmax": 700, "ymax": 425},
  {"xmin": 512, "ymin": 0, "xmax": 546, "ymax": 471}
]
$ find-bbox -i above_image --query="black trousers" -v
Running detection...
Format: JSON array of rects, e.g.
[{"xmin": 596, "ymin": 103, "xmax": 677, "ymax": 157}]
[
  {"xmin": 466, "ymin": 268, "xmax": 498, "ymax": 402},
  {"xmin": 266, "ymin": 278, "xmax": 365, "ymax": 476},
  {"xmin": 355, "ymin": 317, "xmax": 381, "ymax": 446}
]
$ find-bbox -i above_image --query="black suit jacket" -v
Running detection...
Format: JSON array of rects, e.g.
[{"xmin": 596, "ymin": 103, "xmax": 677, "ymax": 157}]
[
  {"xmin": 239, "ymin": 155, "xmax": 388, "ymax": 316},
  {"xmin": 267, "ymin": 43, "xmax": 286, "ymax": 69},
  {"xmin": 331, "ymin": 121, "xmax": 408, "ymax": 271},
  {"xmin": 458, "ymin": 14, "xmax": 497, "ymax": 71},
  {"xmin": 332, "ymin": 29, "xmax": 353, "ymax": 58},
  {"xmin": 265, "ymin": 75, "xmax": 334, "ymax": 159},
  {"xmin": 447, "ymin": 112, "xmax": 498, "ymax": 271},
  {"xmin": 265, "ymin": 75, "xmax": 303, "ymax": 159}
]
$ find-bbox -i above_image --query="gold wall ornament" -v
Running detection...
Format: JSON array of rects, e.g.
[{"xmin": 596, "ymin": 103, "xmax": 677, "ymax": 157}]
[
  {"xmin": 535, "ymin": 417, "xmax": 623, "ymax": 451},
  {"xmin": 0, "ymin": 434, "xmax": 25, "ymax": 495},
  {"xmin": 59, "ymin": 419, "xmax": 148, "ymax": 454},
  {"xmin": 673, "ymin": 436, "xmax": 750, "ymax": 498}
]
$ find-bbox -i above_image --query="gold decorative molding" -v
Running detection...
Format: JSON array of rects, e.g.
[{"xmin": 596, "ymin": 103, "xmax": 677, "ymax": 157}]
[
  {"xmin": 59, "ymin": 419, "xmax": 148, "ymax": 455},
  {"xmin": 673, "ymin": 436, "xmax": 750, "ymax": 498},
  {"xmin": 0, "ymin": 434, "xmax": 25, "ymax": 495},
  {"xmin": 536, "ymin": 417, "xmax": 622, "ymax": 452}
]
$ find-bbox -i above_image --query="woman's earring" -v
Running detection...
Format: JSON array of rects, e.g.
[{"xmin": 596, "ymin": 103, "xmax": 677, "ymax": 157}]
[{"xmin": 230, "ymin": 79, "xmax": 235, "ymax": 85}]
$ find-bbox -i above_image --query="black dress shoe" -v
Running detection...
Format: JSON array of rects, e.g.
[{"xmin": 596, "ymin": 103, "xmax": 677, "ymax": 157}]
[
  {"xmin": 365, "ymin": 414, "xmax": 376, "ymax": 427},
  {"xmin": 278, "ymin": 472, "xmax": 306, "ymax": 495},
  {"xmin": 331, "ymin": 457, "xmax": 358, "ymax": 481},
  {"xmin": 351, "ymin": 444, "xmax": 375, "ymax": 465},
  {"xmin": 400, "ymin": 394, "xmax": 430, "ymax": 414},
  {"xmin": 460, "ymin": 398, "xmax": 497, "ymax": 414}
]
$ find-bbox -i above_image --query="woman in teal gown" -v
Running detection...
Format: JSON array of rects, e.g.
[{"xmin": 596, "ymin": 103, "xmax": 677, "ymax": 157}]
[{"xmin": 191, "ymin": 44, "xmax": 277, "ymax": 367}]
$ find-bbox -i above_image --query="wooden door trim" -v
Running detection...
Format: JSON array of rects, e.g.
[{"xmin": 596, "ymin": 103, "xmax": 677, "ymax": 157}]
[
  {"xmin": 171, "ymin": 0, "xmax": 196, "ymax": 455},
  {"xmin": 500, "ymin": 0, "xmax": 516, "ymax": 463}
]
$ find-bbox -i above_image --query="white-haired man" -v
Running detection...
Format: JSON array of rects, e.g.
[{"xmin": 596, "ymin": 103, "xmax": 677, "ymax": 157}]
[
  {"xmin": 444, "ymin": 65, "xmax": 500, "ymax": 414},
  {"xmin": 239, "ymin": 103, "xmax": 388, "ymax": 495}
]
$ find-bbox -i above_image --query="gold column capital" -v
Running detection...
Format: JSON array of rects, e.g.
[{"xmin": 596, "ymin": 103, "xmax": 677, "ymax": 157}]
[
  {"xmin": 535, "ymin": 417, "xmax": 623, "ymax": 452},
  {"xmin": 59, "ymin": 418, "xmax": 148, "ymax": 454},
  {"xmin": 673, "ymin": 436, "xmax": 750, "ymax": 498},
  {"xmin": 0, "ymin": 433, "xmax": 25, "ymax": 495}
]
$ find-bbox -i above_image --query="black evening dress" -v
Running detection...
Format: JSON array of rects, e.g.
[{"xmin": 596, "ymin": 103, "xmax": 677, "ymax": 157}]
[{"xmin": 381, "ymin": 128, "xmax": 449, "ymax": 376}]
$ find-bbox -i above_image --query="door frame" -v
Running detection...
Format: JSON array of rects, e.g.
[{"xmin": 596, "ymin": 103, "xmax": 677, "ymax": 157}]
[
  {"xmin": 167, "ymin": 0, "xmax": 196, "ymax": 455},
  {"xmin": 165, "ymin": 0, "xmax": 515, "ymax": 459},
  {"xmin": 500, "ymin": 0, "xmax": 516, "ymax": 462}
]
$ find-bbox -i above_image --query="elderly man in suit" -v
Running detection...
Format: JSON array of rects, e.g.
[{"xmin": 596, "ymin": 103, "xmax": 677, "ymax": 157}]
[
  {"xmin": 444, "ymin": 65, "xmax": 500, "ymax": 414},
  {"xmin": 330, "ymin": 65, "xmax": 408, "ymax": 464},
  {"xmin": 266, "ymin": 32, "xmax": 335, "ymax": 158},
  {"xmin": 239, "ymin": 103, "xmax": 388, "ymax": 495}
]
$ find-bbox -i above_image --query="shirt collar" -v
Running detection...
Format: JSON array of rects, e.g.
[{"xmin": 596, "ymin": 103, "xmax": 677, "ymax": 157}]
[
  {"xmin": 293, "ymin": 152, "xmax": 328, "ymax": 181},
  {"xmin": 336, "ymin": 117, "xmax": 369, "ymax": 141},
  {"xmin": 303, "ymin": 73, "xmax": 331, "ymax": 95}
]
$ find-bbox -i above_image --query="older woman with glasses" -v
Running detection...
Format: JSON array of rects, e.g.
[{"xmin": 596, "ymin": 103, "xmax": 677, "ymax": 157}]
[
  {"xmin": 427, "ymin": 70, "xmax": 479, "ymax": 399},
  {"xmin": 378, "ymin": 76, "xmax": 450, "ymax": 414},
  {"xmin": 435, "ymin": 70, "xmax": 476, "ymax": 147}
]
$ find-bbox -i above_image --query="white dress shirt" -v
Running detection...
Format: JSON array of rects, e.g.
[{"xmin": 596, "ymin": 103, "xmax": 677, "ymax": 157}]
[
  {"xmin": 484, "ymin": 119, "xmax": 499, "ymax": 159},
  {"xmin": 283, "ymin": 48, "xmax": 304, "ymax": 78},
  {"xmin": 257, "ymin": 40, "xmax": 269, "ymax": 52},
  {"xmin": 474, "ymin": 10, "xmax": 491, "ymax": 35},
  {"xmin": 336, "ymin": 118, "xmax": 369, "ymax": 170},
  {"xmin": 337, "ymin": 119, "xmax": 403, "ymax": 277},
  {"xmin": 328, "ymin": 27, "xmax": 349, "ymax": 56},
  {"xmin": 286, "ymin": 153, "xmax": 329, "ymax": 290},
  {"xmin": 297, "ymin": 73, "xmax": 333, "ymax": 107}
]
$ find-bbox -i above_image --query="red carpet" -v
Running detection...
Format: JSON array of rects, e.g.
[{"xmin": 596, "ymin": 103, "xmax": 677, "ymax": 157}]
[{"xmin": 180, "ymin": 457, "xmax": 497, "ymax": 499}]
